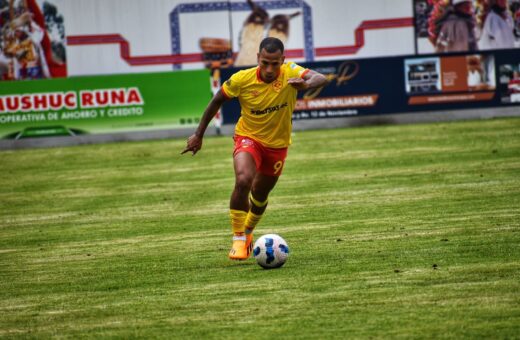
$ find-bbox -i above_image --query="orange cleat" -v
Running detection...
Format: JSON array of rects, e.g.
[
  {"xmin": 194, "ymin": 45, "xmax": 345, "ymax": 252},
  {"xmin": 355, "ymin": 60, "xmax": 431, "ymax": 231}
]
[
  {"xmin": 228, "ymin": 237, "xmax": 248, "ymax": 260},
  {"xmin": 245, "ymin": 233, "xmax": 254, "ymax": 257}
]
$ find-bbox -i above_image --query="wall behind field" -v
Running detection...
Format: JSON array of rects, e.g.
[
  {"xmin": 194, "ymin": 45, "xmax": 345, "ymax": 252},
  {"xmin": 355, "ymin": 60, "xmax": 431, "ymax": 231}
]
[
  {"xmin": 0, "ymin": 0, "xmax": 519, "ymax": 148},
  {"xmin": 56, "ymin": 0, "xmax": 416, "ymax": 75}
]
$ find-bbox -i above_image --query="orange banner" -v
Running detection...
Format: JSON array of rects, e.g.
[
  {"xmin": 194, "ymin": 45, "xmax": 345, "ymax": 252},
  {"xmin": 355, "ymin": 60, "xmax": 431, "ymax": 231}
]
[
  {"xmin": 440, "ymin": 56, "xmax": 468, "ymax": 92},
  {"xmin": 408, "ymin": 92, "xmax": 495, "ymax": 105}
]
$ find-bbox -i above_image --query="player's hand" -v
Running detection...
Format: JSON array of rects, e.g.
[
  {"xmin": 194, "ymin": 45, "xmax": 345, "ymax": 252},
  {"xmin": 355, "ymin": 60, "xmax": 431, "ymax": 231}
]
[
  {"xmin": 181, "ymin": 134, "xmax": 203, "ymax": 155},
  {"xmin": 288, "ymin": 77, "xmax": 309, "ymax": 91}
]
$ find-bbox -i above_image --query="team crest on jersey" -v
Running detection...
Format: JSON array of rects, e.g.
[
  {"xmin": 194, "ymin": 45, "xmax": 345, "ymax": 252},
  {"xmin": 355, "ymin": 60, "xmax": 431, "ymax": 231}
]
[{"xmin": 272, "ymin": 80, "xmax": 283, "ymax": 92}]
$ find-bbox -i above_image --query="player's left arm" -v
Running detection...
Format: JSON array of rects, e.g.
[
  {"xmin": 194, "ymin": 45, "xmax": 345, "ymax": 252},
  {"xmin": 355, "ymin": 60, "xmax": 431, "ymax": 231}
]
[{"xmin": 288, "ymin": 69, "xmax": 328, "ymax": 91}]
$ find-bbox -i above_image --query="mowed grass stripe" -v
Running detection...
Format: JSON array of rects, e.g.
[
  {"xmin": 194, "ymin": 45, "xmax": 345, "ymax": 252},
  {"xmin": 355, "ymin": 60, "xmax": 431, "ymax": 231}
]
[{"xmin": 0, "ymin": 117, "xmax": 519, "ymax": 338}]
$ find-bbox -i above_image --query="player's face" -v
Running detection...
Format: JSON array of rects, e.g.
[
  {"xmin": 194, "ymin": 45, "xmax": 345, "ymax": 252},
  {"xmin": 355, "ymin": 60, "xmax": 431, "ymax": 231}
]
[{"xmin": 257, "ymin": 48, "xmax": 285, "ymax": 83}]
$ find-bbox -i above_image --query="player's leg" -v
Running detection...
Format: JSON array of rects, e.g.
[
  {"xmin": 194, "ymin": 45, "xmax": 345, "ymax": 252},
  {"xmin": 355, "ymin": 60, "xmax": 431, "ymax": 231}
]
[
  {"xmin": 244, "ymin": 146, "xmax": 287, "ymax": 253},
  {"xmin": 244, "ymin": 173, "xmax": 278, "ymax": 252},
  {"xmin": 230, "ymin": 151, "xmax": 256, "ymax": 211},
  {"xmin": 228, "ymin": 151, "xmax": 257, "ymax": 260},
  {"xmin": 248, "ymin": 173, "xmax": 278, "ymax": 225}
]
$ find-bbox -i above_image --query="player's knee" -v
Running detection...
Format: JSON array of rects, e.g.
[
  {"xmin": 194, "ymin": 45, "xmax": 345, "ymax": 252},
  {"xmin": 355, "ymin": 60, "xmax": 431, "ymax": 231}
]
[{"xmin": 235, "ymin": 173, "xmax": 254, "ymax": 193}]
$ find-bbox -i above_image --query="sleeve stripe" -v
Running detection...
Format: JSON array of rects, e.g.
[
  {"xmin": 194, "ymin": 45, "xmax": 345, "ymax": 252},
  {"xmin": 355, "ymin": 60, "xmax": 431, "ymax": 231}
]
[
  {"xmin": 300, "ymin": 69, "xmax": 310, "ymax": 78},
  {"xmin": 221, "ymin": 87, "xmax": 232, "ymax": 99}
]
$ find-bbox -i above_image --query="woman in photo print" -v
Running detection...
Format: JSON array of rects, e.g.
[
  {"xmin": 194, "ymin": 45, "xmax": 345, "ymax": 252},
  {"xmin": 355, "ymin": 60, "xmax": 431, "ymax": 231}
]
[
  {"xmin": 478, "ymin": 0, "xmax": 516, "ymax": 49},
  {"xmin": 0, "ymin": 0, "xmax": 66, "ymax": 80},
  {"xmin": 429, "ymin": 0, "xmax": 479, "ymax": 52}
]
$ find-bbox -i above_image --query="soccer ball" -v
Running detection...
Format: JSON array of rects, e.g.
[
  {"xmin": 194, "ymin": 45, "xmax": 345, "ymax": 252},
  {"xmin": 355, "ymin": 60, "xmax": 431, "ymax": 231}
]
[{"xmin": 253, "ymin": 234, "xmax": 289, "ymax": 269}]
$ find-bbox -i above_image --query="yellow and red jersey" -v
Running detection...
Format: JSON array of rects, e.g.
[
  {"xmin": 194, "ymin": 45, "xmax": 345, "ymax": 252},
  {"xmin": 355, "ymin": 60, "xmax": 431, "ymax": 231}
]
[{"xmin": 222, "ymin": 61, "xmax": 308, "ymax": 148}]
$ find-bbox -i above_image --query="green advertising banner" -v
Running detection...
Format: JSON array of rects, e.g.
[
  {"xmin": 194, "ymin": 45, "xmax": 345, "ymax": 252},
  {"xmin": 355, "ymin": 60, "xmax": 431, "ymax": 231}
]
[{"xmin": 0, "ymin": 70, "xmax": 211, "ymax": 139}]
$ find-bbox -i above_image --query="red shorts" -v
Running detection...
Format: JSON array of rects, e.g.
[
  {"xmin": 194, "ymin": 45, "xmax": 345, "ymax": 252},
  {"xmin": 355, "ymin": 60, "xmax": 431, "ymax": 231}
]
[{"xmin": 233, "ymin": 135, "xmax": 288, "ymax": 177}]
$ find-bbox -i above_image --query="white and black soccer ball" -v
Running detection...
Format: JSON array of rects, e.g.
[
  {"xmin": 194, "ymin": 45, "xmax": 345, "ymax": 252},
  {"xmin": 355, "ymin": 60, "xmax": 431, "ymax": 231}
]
[{"xmin": 253, "ymin": 234, "xmax": 289, "ymax": 269}]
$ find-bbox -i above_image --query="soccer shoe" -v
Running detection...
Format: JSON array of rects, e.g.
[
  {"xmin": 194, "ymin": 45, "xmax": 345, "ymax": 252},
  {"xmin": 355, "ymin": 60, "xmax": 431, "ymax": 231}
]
[
  {"xmin": 228, "ymin": 237, "xmax": 248, "ymax": 260},
  {"xmin": 245, "ymin": 233, "xmax": 254, "ymax": 257}
]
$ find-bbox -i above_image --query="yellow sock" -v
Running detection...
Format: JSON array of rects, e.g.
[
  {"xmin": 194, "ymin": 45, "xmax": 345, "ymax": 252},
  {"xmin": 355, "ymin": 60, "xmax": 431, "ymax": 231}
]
[
  {"xmin": 245, "ymin": 193, "xmax": 268, "ymax": 234},
  {"xmin": 245, "ymin": 212, "xmax": 262, "ymax": 234},
  {"xmin": 229, "ymin": 209, "xmax": 247, "ymax": 236}
]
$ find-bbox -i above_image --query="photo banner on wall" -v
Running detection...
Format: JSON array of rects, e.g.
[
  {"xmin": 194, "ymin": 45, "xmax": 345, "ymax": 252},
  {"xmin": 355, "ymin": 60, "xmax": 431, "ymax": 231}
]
[
  {"xmin": 0, "ymin": 70, "xmax": 210, "ymax": 139},
  {"xmin": 220, "ymin": 48, "xmax": 520, "ymax": 124},
  {"xmin": 413, "ymin": 0, "xmax": 520, "ymax": 55},
  {"xmin": 404, "ymin": 53, "xmax": 496, "ymax": 105},
  {"xmin": 0, "ymin": 0, "xmax": 67, "ymax": 81}
]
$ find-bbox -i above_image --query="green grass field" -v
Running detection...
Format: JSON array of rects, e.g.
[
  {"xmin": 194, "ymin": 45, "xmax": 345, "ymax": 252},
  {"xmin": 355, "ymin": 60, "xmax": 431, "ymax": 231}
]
[{"xmin": 1, "ymin": 117, "xmax": 519, "ymax": 338}]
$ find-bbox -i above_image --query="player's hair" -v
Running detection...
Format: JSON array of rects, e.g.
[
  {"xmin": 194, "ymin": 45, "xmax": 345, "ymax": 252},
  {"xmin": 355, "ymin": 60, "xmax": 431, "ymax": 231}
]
[{"xmin": 259, "ymin": 37, "xmax": 284, "ymax": 54}]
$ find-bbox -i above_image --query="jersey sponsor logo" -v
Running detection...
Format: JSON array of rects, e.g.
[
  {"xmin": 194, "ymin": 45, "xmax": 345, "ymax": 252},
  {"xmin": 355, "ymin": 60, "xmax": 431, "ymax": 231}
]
[{"xmin": 250, "ymin": 102, "xmax": 288, "ymax": 115}]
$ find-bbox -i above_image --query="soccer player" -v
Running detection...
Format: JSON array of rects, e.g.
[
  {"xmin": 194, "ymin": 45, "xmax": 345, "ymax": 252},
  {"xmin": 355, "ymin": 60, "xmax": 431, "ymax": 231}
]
[{"xmin": 182, "ymin": 37, "xmax": 328, "ymax": 260}]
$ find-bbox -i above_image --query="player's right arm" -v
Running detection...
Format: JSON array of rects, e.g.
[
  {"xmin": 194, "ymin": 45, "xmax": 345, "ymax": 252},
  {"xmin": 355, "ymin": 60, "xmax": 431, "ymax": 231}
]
[
  {"xmin": 182, "ymin": 72, "xmax": 242, "ymax": 155},
  {"xmin": 181, "ymin": 89, "xmax": 229, "ymax": 155}
]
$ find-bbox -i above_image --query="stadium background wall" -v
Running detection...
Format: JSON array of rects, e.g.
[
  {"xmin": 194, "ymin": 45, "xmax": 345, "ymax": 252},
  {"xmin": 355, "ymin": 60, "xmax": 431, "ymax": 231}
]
[{"xmin": 0, "ymin": 0, "xmax": 518, "ymax": 149}]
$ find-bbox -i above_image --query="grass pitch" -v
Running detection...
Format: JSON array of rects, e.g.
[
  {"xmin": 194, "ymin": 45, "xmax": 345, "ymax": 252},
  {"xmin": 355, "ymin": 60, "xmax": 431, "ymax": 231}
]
[{"xmin": 1, "ymin": 117, "xmax": 519, "ymax": 338}]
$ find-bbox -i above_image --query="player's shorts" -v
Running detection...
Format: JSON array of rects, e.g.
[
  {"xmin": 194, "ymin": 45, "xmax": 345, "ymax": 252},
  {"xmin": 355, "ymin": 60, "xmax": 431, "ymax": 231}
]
[{"xmin": 233, "ymin": 135, "xmax": 288, "ymax": 177}]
